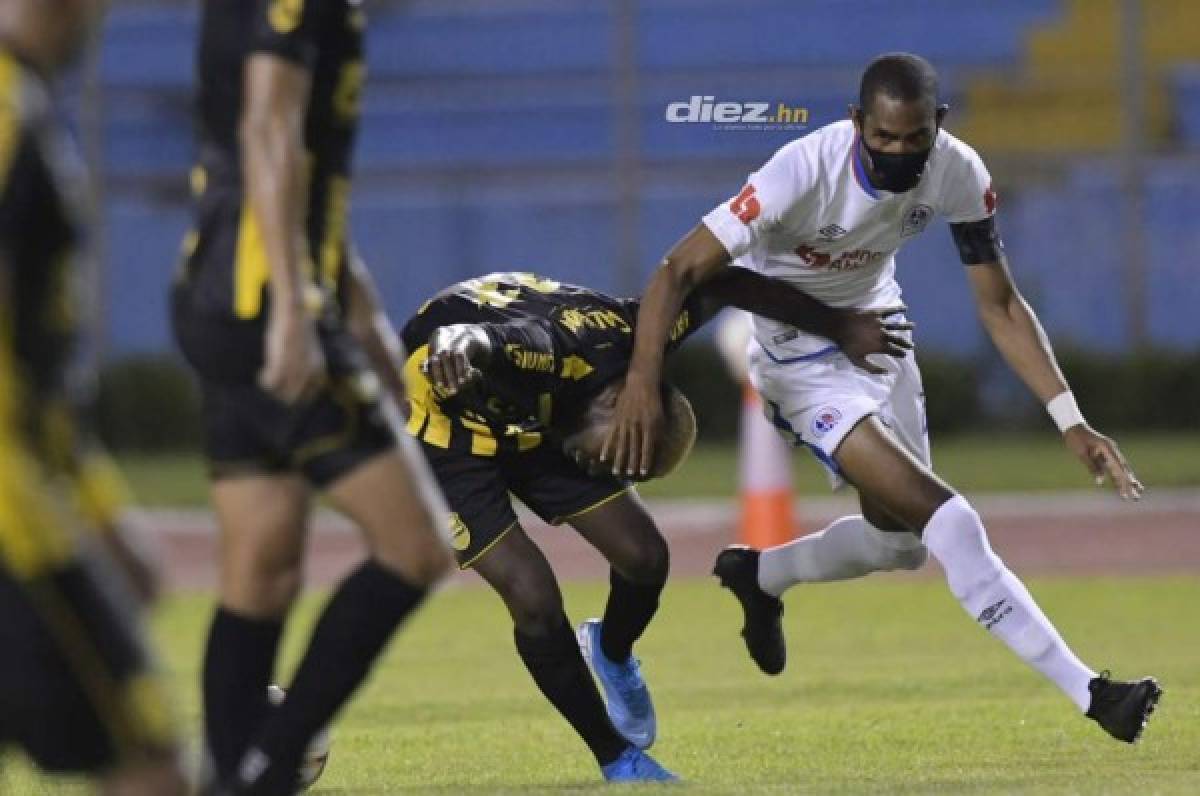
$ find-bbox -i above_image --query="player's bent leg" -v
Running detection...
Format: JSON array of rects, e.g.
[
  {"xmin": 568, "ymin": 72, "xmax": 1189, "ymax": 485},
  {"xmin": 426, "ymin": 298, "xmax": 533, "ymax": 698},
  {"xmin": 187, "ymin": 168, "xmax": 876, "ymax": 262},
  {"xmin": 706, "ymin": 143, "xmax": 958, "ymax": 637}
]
[
  {"xmin": 568, "ymin": 494, "xmax": 665, "ymax": 749},
  {"xmin": 473, "ymin": 527, "xmax": 627, "ymax": 764},
  {"xmin": 325, "ymin": 447, "xmax": 453, "ymax": 587},
  {"xmin": 205, "ymin": 473, "xmax": 310, "ymax": 784},
  {"xmin": 834, "ymin": 416, "xmax": 1161, "ymax": 742},
  {"xmin": 233, "ymin": 449, "xmax": 450, "ymax": 795},
  {"xmin": 211, "ymin": 474, "xmax": 311, "ymax": 617}
]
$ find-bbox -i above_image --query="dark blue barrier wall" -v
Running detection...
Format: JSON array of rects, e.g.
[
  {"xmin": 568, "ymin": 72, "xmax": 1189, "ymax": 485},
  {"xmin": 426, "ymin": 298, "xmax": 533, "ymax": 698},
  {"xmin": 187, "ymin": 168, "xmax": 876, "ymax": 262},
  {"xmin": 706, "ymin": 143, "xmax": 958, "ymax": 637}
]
[{"xmin": 95, "ymin": 0, "xmax": 1200, "ymax": 356}]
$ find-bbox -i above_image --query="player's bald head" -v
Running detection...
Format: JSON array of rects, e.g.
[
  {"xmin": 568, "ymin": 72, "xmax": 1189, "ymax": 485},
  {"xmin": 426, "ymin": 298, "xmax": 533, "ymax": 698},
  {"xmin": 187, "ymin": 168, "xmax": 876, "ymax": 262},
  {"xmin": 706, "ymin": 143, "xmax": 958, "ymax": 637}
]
[{"xmin": 859, "ymin": 53, "xmax": 939, "ymax": 117}]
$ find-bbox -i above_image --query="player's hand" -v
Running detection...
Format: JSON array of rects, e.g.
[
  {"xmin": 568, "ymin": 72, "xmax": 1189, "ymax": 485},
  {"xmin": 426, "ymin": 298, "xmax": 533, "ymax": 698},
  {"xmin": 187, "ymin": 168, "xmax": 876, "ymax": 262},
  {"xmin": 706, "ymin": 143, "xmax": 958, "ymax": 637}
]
[
  {"xmin": 1063, "ymin": 425, "xmax": 1144, "ymax": 500},
  {"xmin": 260, "ymin": 305, "xmax": 326, "ymax": 404},
  {"xmin": 831, "ymin": 306, "xmax": 913, "ymax": 375},
  {"xmin": 601, "ymin": 374, "xmax": 661, "ymax": 479},
  {"xmin": 422, "ymin": 324, "xmax": 487, "ymax": 395}
]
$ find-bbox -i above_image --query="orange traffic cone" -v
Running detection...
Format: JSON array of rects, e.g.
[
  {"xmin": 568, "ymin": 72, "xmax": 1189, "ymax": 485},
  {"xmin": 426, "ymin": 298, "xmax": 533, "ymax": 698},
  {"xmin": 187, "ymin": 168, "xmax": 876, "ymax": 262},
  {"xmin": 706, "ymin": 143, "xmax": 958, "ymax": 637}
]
[
  {"xmin": 737, "ymin": 383, "xmax": 799, "ymax": 549},
  {"xmin": 715, "ymin": 310, "xmax": 800, "ymax": 550}
]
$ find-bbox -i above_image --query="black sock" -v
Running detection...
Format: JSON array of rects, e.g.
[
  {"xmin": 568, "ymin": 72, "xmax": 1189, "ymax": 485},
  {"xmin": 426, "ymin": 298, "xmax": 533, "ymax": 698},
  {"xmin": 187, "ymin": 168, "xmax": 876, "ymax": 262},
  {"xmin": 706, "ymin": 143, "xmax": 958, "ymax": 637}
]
[
  {"xmin": 599, "ymin": 568, "xmax": 664, "ymax": 664},
  {"xmin": 237, "ymin": 560, "xmax": 428, "ymax": 795},
  {"xmin": 202, "ymin": 608, "xmax": 283, "ymax": 782},
  {"xmin": 514, "ymin": 615, "xmax": 627, "ymax": 766}
]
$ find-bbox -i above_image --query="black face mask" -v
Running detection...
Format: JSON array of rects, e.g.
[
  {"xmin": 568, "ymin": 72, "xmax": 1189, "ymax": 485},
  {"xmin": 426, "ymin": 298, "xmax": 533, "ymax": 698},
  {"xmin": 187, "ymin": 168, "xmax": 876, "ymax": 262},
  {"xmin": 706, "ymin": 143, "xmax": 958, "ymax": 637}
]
[{"xmin": 862, "ymin": 141, "xmax": 932, "ymax": 193}]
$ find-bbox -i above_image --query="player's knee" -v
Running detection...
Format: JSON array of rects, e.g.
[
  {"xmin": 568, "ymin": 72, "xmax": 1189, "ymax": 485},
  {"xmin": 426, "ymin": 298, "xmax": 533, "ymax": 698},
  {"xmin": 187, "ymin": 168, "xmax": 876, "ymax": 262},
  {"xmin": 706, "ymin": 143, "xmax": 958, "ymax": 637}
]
[
  {"xmin": 925, "ymin": 496, "xmax": 1004, "ymax": 599},
  {"xmin": 499, "ymin": 576, "xmax": 564, "ymax": 636},
  {"xmin": 221, "ymin": 550, "xmax": 303, "ymax": 617},
  {"xmin": 621, "ymin": 531, "xmax": 670, "ymax": 585},
  {"xmin": 372, "ymin": 520, "xmax": 454, "ymax": 587}
]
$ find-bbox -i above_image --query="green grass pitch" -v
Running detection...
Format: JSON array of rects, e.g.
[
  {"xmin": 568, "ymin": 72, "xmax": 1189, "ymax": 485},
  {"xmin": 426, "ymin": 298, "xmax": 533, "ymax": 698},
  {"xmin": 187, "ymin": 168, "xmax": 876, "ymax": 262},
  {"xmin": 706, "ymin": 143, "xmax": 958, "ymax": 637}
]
[
  {"xmin": 4, "ymin": 576, "xmax": 1197, "ymax": 793},
  {"xmin": 116, "ymin": 432, "xmax": 1200, "ymax": 506}
]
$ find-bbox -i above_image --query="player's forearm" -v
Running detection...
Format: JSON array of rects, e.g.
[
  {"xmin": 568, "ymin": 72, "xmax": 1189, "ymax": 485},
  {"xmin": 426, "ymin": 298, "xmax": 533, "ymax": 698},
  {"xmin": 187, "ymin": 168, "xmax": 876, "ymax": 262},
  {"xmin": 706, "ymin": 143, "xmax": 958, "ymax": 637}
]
[
  {"xmin": 699, "ymin": 267, "xmax": 842, "ymax": 341},
  {"xmin": 627, "ymin": 261, "xmax": 690, "ymax": 386},
  {"xmin": 241, "ymin": 115, "xmax": 307, "ymax": 310},
  {"xmin": 629, "ymin": 228, "xmax": 727, "ymax": 383},
  {"xmin": 979, "ymin": 292, "xmax": 1069, "ymax": 404},
  {"xmin": 345, "ymin": 258, "xmax": 408, "ymax": 403}
]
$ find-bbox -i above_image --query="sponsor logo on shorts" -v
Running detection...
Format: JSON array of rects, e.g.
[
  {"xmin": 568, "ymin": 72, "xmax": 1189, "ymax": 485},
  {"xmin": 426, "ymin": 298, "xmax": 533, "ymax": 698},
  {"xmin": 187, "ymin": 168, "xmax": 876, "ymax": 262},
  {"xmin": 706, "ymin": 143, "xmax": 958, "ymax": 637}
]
[
  {"xmin": 811, "ymin": 406, "xmax": 843, "ymax": 436},
  {"xmin": 772, "ymin": 329, "xmax": 799, "ymax": 345},
  {"xmin": 901, "ymin": 203, "xmax": 934, "ymax": 237},
  {"xmin": 448, "ymin": 513, "xmax": 471, "ymax": 552}
]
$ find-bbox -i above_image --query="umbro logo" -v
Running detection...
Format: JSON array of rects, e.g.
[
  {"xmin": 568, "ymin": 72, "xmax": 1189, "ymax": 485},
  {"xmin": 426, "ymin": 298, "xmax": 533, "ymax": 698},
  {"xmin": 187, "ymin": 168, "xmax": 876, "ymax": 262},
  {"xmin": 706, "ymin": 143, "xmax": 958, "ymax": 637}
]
[
  {"xmin": 977, "ymin": 598, "xmax": 1012, "ymax": 630},
  {"xmin": 818, "ymin": 223, "xmax": 847, "ymax": 241}
]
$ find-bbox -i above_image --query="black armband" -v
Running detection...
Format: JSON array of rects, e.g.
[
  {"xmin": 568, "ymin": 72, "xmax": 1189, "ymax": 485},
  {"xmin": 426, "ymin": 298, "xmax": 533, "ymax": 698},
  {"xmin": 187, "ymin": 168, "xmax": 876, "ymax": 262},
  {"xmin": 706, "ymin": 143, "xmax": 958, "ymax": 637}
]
[{"xmin": 950, "ymin": 217, "xmax": 1005, "ymax": 265}]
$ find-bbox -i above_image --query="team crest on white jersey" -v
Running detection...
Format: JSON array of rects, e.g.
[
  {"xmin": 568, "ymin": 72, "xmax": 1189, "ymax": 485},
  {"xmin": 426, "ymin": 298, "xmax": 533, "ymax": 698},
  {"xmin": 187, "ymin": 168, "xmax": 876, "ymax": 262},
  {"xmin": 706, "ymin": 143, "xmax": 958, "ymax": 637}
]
[{"xmin": 900, "ymin": 204, "xmax": 933, "ymax": 237}]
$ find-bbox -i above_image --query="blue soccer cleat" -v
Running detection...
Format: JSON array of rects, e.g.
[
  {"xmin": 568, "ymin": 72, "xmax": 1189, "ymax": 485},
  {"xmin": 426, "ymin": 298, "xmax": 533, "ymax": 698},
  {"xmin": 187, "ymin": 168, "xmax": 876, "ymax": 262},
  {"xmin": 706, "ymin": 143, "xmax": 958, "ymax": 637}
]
[
  {"xmin": 600, "ymin": 746, "xmax": 679, "ymax": 783},
  {"xmin": 578, "ymin": 618, "xmax": 657, "ymax": 749}
]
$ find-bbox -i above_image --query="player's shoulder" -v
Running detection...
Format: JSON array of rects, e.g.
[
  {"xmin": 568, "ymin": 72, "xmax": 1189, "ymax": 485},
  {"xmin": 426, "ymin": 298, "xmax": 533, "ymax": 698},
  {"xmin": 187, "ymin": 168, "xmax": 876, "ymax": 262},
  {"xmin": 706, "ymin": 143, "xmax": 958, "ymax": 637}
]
[
  {"xmin": 932, "ymin": 127, "xmax": 988, "ymax": 173},
  {"xmin": 770, "ymin": 119, "xmax": 853, "ymax": 168}
]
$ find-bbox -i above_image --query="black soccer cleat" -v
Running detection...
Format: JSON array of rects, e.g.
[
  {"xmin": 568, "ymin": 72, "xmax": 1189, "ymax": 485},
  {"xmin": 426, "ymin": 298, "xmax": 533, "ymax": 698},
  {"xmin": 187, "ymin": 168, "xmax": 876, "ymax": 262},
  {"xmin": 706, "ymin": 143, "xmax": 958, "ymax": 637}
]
[
  {"xmin": 712, "ymin": 545, "xmax": 786, "ymax": 676},
  {"xmin": 1085, "ymin": 671, "xmax": 1162, "ymax": 743}
]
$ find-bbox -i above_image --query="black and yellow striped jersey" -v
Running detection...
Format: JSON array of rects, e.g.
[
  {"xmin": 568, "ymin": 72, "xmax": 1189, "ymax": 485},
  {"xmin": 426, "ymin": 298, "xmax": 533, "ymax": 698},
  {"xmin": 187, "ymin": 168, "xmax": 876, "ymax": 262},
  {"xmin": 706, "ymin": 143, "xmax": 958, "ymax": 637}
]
[
  {"xmin": 0, "ymin": 47, "xmax": 83, "ymax": 409},
  {"xmin": 180, "ymin": 0, "xmax": 365, "ymax": 323},
  {"xmin": 400, "ymin": 272, "xmax": 702, "ymax": 456},
  {"xmin": 0, "ymin": 46, "xmax": 129, "ymax": 569}
]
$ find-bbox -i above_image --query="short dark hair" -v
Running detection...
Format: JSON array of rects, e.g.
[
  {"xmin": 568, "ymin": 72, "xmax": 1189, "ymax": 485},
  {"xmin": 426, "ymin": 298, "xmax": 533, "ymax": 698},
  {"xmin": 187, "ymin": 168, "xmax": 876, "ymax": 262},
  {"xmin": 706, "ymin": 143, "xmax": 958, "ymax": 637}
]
[{"xmin": 859, "ymin": 53, "xmax": 939, "ymax": 114}]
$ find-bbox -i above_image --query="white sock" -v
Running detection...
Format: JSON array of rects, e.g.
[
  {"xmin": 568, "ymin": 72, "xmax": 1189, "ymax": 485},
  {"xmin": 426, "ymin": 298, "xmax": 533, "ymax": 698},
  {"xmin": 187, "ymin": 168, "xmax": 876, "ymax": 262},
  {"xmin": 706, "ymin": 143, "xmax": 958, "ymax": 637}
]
[
  {"xmin": 923, "ymin": 495, "xmax": 1096, "ymax": 711},
  {"xmin": 757, "ymin": 515, "xmax": 927, "ymax": 597}
]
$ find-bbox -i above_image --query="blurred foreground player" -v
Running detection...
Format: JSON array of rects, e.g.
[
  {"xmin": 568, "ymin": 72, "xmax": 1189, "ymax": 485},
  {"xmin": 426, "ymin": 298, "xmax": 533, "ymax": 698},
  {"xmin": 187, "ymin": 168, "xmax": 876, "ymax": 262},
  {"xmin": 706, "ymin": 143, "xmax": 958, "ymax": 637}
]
[
  {"xmin": 0, "ymin": 0, "xmax": 186, "ymax": 792},
  {"xmin": 174, "ymin": 1, "xmax": 452, "ymax": 792},
  {"xmin": 607, "ymin": 53, "xmax": 1161, "ymax": 743},
  {"xmin": 403, "ymin": 270, "xmax": 906, "ymax": 782}
]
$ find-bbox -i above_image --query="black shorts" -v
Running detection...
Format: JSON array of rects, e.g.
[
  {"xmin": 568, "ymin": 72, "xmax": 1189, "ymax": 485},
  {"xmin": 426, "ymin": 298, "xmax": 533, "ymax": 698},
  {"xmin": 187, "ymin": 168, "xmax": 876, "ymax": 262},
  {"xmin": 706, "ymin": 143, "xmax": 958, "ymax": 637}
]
[
  {"xmin": 174, "ymin": 287, "xmax": 393, "ymax": 486},
  {"xmin": 420, "ymin": 440, "xmax": 628, "ymax": 569},
  {"xmin": 200, "ymin": 374, "xmax": 393, "ymax": 488},
  {"xmin": 0, "ymin": 558, "xmax": 175, "ymax": 774}
]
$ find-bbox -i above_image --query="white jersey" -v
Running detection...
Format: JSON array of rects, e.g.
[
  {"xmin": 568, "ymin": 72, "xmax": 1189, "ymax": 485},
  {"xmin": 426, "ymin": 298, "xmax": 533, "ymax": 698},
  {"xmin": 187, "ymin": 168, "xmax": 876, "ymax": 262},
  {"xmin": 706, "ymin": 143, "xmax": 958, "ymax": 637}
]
[{"xmin": 702, "ymin": 119, "xmax": 996, "ymax": 360}]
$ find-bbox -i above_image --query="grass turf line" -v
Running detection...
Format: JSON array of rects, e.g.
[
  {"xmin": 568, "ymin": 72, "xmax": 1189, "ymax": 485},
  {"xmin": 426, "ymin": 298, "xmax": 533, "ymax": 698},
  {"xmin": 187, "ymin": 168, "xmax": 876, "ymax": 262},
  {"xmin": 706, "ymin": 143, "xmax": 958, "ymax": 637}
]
[
  {"xmin": 116, "ymin": 432, "xmax": 1200, "ymax": 506},
  {"xmin": 3, "ymin": 576, "xmax": 1197, "ymax": 794}
]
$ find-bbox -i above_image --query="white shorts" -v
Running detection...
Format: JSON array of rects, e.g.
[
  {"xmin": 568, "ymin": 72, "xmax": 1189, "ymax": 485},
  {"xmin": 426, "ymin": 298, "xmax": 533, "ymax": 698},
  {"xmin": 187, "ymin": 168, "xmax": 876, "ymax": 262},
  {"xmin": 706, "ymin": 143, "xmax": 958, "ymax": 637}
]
[{"xmin": 748, "ymin": 340, "xmax": 931, "ymax": 490}]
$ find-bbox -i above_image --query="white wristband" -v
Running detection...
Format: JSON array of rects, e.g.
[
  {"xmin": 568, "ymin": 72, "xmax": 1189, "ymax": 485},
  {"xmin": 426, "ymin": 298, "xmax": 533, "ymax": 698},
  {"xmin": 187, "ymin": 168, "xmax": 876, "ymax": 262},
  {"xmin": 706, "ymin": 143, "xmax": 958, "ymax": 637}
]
[{"xmin": 1046, "ymin": 390, "xmax": 1085, "ymax": 433}]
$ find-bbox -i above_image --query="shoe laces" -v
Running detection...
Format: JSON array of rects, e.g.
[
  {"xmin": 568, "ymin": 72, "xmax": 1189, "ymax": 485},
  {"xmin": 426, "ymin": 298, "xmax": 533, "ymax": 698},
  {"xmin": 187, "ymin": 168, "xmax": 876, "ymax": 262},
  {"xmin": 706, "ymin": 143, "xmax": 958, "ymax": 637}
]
[{"xmin": 608, "ymin": 656, "xmax": 651, "ymax": 713}]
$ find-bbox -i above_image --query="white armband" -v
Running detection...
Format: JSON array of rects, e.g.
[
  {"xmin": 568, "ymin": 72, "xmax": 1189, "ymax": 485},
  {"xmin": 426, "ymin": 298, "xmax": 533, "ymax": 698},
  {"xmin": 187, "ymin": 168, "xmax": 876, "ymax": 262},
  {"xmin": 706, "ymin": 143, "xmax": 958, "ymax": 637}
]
[{"xmin": 1046, "ymin": 390, "xmax": 1085, "ymax": 433}]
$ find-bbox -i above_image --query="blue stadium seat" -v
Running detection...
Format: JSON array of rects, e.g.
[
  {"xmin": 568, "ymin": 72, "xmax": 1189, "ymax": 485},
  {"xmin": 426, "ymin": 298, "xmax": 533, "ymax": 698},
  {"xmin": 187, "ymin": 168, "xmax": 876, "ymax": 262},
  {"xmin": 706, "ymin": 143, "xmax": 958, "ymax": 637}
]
[{"xmin": 1171, "ymin": 65, "xmax": 1200, "ymax": 145}]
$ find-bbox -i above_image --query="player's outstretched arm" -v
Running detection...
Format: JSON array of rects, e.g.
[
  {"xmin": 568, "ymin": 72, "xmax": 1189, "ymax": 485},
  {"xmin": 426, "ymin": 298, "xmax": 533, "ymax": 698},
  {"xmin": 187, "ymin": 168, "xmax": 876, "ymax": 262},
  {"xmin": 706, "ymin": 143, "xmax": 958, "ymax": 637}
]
[
  {"xmin": 965, "ymin": 259, "xmax": 1143, "ymax": 500},
  {"xmin": 242, "ymin": 54, "xmax": 325, "ymax": 404},
  {"xmin": 695, "ymin": 267, "xmax": 913, "ymax": 374},
  {"xmin": 604, "ymin": 224, "xmax": 730, "ymax": 478}
]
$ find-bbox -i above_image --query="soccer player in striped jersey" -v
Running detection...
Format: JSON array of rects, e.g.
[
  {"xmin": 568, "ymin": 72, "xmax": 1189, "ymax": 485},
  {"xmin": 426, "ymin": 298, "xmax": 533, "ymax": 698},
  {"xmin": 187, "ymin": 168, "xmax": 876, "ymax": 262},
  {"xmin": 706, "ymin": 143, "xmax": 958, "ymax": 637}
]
[
  {"xmin": 0, "ymin": 1, "xmax": 187, "ymax": 792},
  {"xmin": 175, "ymin": 2, "xmax": 452, "ymax": 791}
]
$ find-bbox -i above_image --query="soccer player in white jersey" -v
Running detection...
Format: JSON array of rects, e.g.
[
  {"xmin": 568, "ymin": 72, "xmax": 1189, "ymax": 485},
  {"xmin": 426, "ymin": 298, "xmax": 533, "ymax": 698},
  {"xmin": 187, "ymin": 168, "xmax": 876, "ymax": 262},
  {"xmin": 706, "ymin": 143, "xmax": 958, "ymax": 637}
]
[{"xmin": 603, "ymin": 53, "xmax": 1161, "ymax": 743}]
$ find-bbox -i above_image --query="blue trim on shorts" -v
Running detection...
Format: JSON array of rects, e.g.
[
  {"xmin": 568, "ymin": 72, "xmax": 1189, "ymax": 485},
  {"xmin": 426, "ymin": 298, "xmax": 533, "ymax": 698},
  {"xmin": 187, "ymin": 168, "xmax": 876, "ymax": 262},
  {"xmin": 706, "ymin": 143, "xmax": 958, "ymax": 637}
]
[
  {"xmin": 764, "ymin": 398, "xmax": 843, "ymax": 477},
  {"xmin": 757, "ymin": 342, "xmax": 839, "ymax": 365}
]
